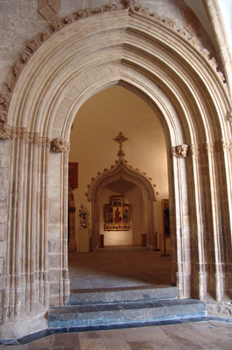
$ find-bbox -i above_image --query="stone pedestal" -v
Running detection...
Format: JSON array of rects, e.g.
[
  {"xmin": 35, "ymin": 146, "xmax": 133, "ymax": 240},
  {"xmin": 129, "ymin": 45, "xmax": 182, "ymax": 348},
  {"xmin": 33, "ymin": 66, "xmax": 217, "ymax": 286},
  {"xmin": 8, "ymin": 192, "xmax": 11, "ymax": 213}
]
[{"xmin": 79, "ymin": 227, "xmax": 89, "ymax": 252}]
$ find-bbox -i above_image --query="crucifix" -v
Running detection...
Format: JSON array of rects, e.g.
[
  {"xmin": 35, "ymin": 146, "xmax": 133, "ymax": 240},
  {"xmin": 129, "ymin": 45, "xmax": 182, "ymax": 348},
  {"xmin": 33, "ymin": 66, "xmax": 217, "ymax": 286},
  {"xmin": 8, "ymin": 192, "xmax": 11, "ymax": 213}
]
[{"xmin": 113, "ymin": 132, "xmax": 128, "ymax": 157}]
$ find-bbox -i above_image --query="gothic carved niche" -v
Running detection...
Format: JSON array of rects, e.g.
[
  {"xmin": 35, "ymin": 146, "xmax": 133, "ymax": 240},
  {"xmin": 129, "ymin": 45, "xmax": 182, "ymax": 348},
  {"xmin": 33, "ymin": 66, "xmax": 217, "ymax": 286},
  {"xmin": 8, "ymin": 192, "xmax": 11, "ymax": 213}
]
[
  {"xmin": 51, "ymin": 138, "xmax": 70, "ymax": 153},
  {"xmin": 38, "ymin": 0, "xmax": 59, "ymax": 22},
  {"xmin": 86, "ymin": 131, "xmax": 158, "ymax": 249},
  {"xmin": 171, "ymin": 144, "xmax": 189, "ymax": 158}
]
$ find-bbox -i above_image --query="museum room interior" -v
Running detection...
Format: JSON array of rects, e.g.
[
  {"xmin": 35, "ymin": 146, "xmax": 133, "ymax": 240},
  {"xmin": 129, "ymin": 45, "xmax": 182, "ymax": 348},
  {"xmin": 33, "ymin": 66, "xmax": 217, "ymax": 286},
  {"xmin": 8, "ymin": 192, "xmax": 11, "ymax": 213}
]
[{"xmin": 0, "ymin": 0, "xmax": 232, "ymax": 343}]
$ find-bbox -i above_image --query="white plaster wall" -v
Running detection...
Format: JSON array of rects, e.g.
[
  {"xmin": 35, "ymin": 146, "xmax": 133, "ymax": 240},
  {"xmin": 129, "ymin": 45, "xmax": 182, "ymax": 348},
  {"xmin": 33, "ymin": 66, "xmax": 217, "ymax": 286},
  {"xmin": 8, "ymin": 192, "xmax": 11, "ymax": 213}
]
[{"xmin": 69, "ymin": 86, "xmax": 169, "ymax": 250}]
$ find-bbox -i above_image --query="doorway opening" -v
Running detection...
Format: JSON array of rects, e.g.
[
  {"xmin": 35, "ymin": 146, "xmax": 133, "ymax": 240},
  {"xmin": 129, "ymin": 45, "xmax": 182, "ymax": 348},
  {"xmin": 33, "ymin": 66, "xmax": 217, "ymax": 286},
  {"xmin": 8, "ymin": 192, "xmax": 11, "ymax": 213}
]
[{"xmin": 68, "ymin": 85, "xmax": 172, "ymax": 291}]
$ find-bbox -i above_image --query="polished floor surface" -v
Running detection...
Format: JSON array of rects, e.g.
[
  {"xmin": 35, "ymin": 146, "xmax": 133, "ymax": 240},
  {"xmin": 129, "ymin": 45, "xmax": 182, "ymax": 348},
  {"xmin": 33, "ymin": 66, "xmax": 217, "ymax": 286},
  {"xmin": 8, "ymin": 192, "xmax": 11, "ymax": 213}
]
[
  {"xmin": 2, "ymin": 320, "xmax": 232, "ymax": 349},
  {"xmin": 68, "ymin": 249, "xmax": 172, "ymax": 291}
]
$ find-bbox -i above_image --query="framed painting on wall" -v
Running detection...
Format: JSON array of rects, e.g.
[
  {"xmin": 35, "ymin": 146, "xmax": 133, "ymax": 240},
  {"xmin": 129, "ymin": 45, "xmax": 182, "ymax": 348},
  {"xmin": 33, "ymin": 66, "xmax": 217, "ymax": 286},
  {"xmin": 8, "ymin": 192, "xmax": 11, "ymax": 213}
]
[{"xmin": 104, "ymin": 196, "xmax": 130, "ymax": 231}]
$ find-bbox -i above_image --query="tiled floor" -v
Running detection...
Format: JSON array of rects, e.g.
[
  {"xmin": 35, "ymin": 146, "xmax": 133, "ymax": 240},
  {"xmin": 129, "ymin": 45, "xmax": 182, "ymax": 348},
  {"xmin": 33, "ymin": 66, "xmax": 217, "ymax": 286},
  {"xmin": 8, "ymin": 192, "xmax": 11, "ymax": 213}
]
[
  {"xmin": 68, "ymin": 249, "xmax": 172, "ymax": 291},
  {"xmin": 1, "ymin": 320, "xmax": 232, "ymax": 349}
]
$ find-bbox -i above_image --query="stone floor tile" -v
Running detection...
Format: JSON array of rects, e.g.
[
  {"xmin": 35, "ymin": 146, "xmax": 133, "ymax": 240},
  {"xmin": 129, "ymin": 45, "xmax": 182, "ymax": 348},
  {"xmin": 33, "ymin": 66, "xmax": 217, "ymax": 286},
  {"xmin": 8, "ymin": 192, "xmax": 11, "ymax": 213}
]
[
  {"xmin": 79, "ymin": 331, "xmax": 102, "ymax": 339},
  {"xmin": 51, "ymin": 333, "xmax": 80, "ymax": 349},
  {"xmin": 129, "ymin": 339, "xmax": 180, "ymax": 350},
  {"xmin": 123, "ymin": 326, "xmax": 170, "ymax": 342},
  {"xmin": 52, "ymin": 333, "xmax": 70, "ymax": 348},
  {"xmin": 26, "ymin": 334, "xmax": 53, "ymax": 348},
  {"xmin": 208, "ymin": 320, "xmax": 232, "ymax": 328},
  {"xmin": 100, "ymin": 329, "xmax": 128, "ymax": 346},
  {"xmin": 196, "ymin": 327, "xmax": 232, "ymax": 342},
  {"xmin": 191, "ymin": 321, "xmax": 216, "ymax": 330},
  {"xmin": 213, "ymin": 339, "xmax": 232, "ymax": 350},
  {"xmin": 162, "ymin": 330, "xmax": 220, "ymax": 350},
  {"xmin": 79, "ymin": 338, "xmax": 107, "ymax": 350},
  {"xmin": 160, "ymin": 322, "xmax": 196, "ymax": 333}
]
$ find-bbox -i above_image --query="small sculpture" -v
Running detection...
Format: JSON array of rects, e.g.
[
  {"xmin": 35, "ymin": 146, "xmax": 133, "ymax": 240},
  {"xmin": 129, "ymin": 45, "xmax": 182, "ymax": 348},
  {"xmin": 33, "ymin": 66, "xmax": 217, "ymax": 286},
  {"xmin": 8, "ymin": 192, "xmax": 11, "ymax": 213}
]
[{"xmin": 79, "ymin": 204, "xmax": 87, "ymax": 228}]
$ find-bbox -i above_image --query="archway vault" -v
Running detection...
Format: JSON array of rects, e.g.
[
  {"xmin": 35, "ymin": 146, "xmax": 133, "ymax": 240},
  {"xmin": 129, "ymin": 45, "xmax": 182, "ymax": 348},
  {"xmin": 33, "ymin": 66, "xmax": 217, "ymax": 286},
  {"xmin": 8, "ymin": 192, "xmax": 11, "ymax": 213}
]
[{"xmin": 1, "ymin": 3, "xmax": 232, "ymax": 339}]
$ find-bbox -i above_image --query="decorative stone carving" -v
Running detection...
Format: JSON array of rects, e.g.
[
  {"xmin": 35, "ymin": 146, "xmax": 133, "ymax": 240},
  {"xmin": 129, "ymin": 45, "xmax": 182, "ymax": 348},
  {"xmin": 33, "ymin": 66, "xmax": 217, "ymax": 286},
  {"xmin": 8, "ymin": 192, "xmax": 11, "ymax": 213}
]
[
  {"xmin": 171, "ymin": 144, "xmax": 189, "ymax": 158},
  {"xmin": 137, "ymin": 4, "xmax": 149, "ymax": 16},
  {"xmin": 113, "ymin": 131, "xmax": 128, "ymax": 157},
  {"xmin": 38, "ymin": 0, "xmax": 59, "ymax": 22},
  {"xmin": 76, "ymin": 9, "xmax": 89, "ymax": 19},
  {"xmin": 0, "ymin": 124, "xmax": 11, "ymax": 140},
  {"xmin": 209, "ymin": 57, "xmax": 218, "ymax": 71},
  {"xmin": 51, "ymin": 138, "xmax": 70, "ymax": 152},
  {"xmin": 217, "ymin": 71, "xmax": 225, "ymax": 83},
  {"xmin": 150, "ymin": 13, "xmax": 161, "ymax": 21},
  {"xmin": 0, "ymin": 92, "xmax": 11, "ymax": 111},
  {"xmin": 0, "ymin": 111, "xmax": 7, "ymax": 124},
  {"xmin": 201, "ymin": 48, "xmax": 211, "ymax": 59},
  {"xmin": 106, "ymin": 3, "xmax": 117, "ymax": 11},
  {"xmin": 0, "ymin": 1, "xmax": 227, "ymax": 119},
  {"xmin": 178, "ymin": 29, "xmax": 187, "ymax": 36},
  {"xmin": 5, "ymin": 77, "xmax": 15, "ymax": 92},
  {"xmin": 93, "ymin": 7, "xmax": 103, "ymax": 14},
  {"xmin": 188, "ymin": 36, "xmax": 199, "ymax": 47},
  {"xmin": 27, "ymin": 37, "xmax": 42, "ymax": 52},
  {"xmin": 65, "ymin": 16, "xmax": 75, "ymax": 24},
  {"xmin": 51, "ymin": 20, "xmax": 64, "ymax": 31},
  {"xmin": 41, "ymin": 31, "xmax": 50, "ymax": 42},
  {"xmin": 12, "ymin": 60, "xmax": 24, "ymax": 77},
  {"xmin": 164, "ymin": 18, "xmax": 175, "ymax": 28},
  {"xmin": 21, "ymin": 51, "xmax": 31, "ymax": 64}
]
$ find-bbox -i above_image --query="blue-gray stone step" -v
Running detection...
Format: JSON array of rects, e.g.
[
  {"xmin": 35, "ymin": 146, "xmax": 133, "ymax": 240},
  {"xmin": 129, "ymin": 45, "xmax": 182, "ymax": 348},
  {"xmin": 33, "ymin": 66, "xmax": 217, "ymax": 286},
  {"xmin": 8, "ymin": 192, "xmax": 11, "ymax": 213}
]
[
  {"xmin": 69, "ymin": 286, "xmax": 178, "ymax": 305},
  {"xmin": 48, "ymin": 298, "xmax": 206, "ymax": 329}
]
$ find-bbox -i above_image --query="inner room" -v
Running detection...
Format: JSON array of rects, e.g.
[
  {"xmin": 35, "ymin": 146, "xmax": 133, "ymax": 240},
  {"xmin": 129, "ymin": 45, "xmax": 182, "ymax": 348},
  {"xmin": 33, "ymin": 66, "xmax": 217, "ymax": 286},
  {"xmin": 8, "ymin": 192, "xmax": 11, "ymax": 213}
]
[{"xmin": 68, "ymin": 85, "xmax": 172, "ymax": 291}]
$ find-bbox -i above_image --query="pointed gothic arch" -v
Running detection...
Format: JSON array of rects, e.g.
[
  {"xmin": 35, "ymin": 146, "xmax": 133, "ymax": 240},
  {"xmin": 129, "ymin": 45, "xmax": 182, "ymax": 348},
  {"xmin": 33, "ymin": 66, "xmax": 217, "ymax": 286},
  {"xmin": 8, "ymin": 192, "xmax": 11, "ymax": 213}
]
[
  {"xmin": 1, "ymin": 3, "xmax": 232, "ymax": 338},
  {"xmin": 87, "ymin": 153, "xmax": 157, "ymax": 248}
]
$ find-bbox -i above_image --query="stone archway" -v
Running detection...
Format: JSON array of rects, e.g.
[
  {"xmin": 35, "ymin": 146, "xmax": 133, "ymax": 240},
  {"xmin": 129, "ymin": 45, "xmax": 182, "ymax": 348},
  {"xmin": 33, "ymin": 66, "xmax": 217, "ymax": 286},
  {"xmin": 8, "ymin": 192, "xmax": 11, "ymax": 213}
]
[
  {"xmin": 86, "ymin": 148, "xmax": 157, "ymax": 249},
  {"xmin": 1, "ymin": 3, "xmax": 232, "ymax": 338}
]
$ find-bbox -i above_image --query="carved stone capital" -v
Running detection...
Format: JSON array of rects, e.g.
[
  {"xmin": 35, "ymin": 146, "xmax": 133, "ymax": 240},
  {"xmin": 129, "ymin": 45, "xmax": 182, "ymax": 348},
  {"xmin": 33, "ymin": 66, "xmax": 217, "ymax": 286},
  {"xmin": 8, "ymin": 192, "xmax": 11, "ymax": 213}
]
[
  {"xmin": 51, "ymin": 138, "xmax": 70, "ymax": 153},
  {"xmin": 0, "ymin": 124, "xmax": 11, "ymax": 140},
  {"xmin": 171, "ymin": 144, "xmax": 189, "ymax": 158}
]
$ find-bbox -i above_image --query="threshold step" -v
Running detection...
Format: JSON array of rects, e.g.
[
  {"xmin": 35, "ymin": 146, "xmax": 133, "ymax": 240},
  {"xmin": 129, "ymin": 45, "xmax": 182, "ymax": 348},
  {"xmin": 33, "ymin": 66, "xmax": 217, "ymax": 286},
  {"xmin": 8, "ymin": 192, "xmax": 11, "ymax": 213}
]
[
  {"xmin": 69, "ymin": 286, "xmax": 178, "ymax": 305},
  {"xmin": 49, "ymin": 298, "xmax": 206, "ymax": 329}
]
